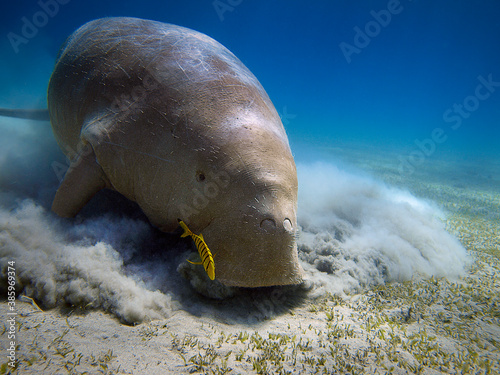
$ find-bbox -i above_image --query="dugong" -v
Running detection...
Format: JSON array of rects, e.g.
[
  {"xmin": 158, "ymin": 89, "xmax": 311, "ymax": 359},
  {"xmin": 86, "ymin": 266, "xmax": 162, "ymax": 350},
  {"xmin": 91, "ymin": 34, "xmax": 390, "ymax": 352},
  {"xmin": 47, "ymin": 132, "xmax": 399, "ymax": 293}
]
[{"xmin": 6, "ymin": 17, "xmax": 304, "ymax": 287}]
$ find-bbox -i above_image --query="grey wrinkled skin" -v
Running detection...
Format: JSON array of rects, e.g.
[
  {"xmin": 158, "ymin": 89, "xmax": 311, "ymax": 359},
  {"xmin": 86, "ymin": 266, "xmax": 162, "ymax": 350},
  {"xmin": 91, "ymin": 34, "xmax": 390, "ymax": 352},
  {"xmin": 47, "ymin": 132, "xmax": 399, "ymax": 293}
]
[{"xmin": 48, "ymin": 17, "xmax": 303, "ymax": 287}]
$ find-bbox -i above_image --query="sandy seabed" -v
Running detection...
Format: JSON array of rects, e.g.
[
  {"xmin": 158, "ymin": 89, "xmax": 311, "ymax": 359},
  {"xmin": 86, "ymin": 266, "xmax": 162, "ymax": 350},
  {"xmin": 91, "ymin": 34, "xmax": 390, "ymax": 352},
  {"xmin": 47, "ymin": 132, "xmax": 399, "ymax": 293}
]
[{"xmin": 1, "ymin": 144, "xmax": 499, "ymax": 375}]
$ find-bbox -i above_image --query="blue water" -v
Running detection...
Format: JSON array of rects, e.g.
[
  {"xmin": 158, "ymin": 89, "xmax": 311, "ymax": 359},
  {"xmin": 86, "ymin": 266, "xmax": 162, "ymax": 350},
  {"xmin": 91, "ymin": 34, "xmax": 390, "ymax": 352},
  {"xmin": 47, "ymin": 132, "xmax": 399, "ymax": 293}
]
[{"xmin": 1, "ymin": 0, "xmax": 499, "ymax": 169}]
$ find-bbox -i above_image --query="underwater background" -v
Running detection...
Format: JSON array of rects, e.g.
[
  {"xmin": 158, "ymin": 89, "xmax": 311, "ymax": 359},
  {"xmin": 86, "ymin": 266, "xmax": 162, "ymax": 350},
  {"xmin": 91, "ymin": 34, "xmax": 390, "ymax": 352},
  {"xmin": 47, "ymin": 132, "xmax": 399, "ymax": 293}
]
[
  {"xmin": 0, "ymin": 1, "xmax": 499, "ymax": 374},
  {"xmin": 1, "ymin": 0, "xmax": 500, "ymax": 163}
]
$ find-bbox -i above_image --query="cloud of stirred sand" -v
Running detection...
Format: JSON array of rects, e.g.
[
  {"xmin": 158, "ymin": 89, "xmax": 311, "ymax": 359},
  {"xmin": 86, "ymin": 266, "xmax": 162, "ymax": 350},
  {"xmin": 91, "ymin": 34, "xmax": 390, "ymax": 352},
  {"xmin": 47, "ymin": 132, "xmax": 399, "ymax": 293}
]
[
  {"xmin": 296, "ymin": 162, "xmax": 468, "ymax": 296},
  {"xmin": 0, "ymin": 202, "xmax": 172, "ymax": 323},
  {"xmin": 0, "ymin": 116, "xmax": 468, "ymax": 323}
]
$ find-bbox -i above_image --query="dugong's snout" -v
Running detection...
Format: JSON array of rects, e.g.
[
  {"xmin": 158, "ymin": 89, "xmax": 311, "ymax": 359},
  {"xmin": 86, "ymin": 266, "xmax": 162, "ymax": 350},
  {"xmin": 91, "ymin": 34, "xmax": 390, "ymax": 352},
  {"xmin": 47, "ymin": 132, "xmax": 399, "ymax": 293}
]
[{"xmin": 202, "ymin": 206, "xmax": 304, "ymax": 288}]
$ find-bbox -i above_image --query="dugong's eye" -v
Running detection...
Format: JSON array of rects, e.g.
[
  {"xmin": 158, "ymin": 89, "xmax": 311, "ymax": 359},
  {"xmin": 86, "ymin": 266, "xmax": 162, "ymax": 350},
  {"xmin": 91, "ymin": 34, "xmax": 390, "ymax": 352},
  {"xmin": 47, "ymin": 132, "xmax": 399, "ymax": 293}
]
[{"xmin": 196, "ymin": 172, "xmax": 206, "ymax": 182}]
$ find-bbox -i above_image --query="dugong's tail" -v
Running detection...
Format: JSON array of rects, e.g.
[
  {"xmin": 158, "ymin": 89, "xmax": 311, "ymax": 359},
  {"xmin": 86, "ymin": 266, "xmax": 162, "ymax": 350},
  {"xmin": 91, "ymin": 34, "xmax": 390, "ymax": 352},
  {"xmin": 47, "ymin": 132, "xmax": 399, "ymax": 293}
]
[{"xmin": 0, "ymin": 108, "xmax": 50, "ymax": 121}]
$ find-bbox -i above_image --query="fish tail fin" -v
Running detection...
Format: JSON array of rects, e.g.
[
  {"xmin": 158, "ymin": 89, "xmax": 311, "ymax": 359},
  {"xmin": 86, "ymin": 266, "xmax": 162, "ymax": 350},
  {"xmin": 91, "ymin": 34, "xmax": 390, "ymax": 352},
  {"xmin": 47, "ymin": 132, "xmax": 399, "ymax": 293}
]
[{"xmin": 178, "ymin": 219, "xmax": 192, "ymax": 238}]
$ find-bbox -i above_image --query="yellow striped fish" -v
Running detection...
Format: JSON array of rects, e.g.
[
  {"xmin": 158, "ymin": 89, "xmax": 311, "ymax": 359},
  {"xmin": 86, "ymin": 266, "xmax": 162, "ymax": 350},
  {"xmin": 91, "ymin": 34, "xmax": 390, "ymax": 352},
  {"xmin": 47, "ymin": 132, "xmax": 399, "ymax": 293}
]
[{"xmin": 178, "ymin": 220, "xmax": 215, "ymax": 280}]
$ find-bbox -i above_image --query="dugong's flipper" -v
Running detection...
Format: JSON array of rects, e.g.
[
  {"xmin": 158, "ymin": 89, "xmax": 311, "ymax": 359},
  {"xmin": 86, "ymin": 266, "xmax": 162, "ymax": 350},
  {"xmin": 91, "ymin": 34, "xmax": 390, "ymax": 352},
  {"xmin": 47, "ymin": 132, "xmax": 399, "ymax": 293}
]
[{"xmin": 52, "ymin": 144, "xmax": 108, "ymax": 217}]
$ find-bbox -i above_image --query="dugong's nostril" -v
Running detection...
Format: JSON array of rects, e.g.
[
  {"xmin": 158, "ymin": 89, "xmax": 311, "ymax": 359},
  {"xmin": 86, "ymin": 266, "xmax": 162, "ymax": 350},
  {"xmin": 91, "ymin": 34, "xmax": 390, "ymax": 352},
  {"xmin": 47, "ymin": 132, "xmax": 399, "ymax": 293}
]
[
  {"xmin": 260, "ymin": 218, "xmax": 294, "ymax": 233},
  {"xmin": 260, "ymin": 218, "xmax": 276, "ymax": 230}
]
